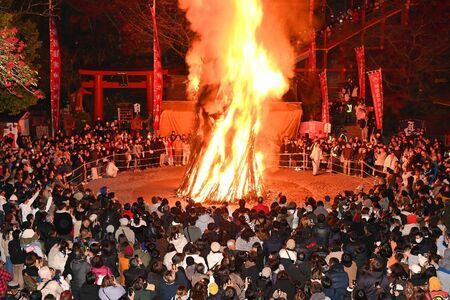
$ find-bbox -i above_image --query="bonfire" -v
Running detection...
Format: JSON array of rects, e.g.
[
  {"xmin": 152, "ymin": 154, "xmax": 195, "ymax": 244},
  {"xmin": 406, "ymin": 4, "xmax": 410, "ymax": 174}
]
[{"xmin": 178, "ymin": 0, "xmax": 293, "ymax": 203}]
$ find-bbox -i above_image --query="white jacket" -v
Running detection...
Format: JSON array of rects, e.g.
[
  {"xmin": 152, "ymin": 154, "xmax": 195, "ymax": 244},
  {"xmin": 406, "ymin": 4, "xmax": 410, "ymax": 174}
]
[
  {"xmin": 48, "ymin": 244, "xmax": 69, "ymax": 272},
  {"xmin": 207, "ymin": 251, "xmax": 223, "ymax": 269}
]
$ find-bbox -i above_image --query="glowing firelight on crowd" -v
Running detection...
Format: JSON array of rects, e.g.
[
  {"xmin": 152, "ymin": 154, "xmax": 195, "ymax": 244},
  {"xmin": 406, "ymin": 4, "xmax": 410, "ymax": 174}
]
[{"xmin": 178, "ymin": 0, "xmax": 293, "ymax": 203}]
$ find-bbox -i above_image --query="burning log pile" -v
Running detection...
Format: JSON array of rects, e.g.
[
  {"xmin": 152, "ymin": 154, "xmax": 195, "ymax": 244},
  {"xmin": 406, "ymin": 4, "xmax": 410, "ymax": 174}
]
[{"xmin": 178, "ymin": 0, "xmax": 295, "ymax": 203}]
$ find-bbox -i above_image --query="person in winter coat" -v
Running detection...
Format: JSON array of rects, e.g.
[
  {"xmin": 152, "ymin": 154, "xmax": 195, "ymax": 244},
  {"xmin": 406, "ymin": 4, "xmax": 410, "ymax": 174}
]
[
  {"xmin": 0, "ymin": 260, "xmax": 12, "ymax": 298},
  {"xmin": 157, "ymin": 270, "xmax": 184, "ymax": 300},
  {"xmin": 195, "ymin": 210, "xmax": 214, "ymax": 234},
  {"xmin": 48, "ymin": 239, "xmax": 70, "ymax": 272},
  {"xmin": 54, "ymin": 204, "xmax": 74, "ymax": 239},
  {"xmin": 168, "ymin": 227, "xmax": 188, "ymax": 254},
  {"xmin": 91, "ymin": 255, "xmax": 113, "ymax": 285},
  {"xmin": 236, "ymin": 228, "xmax": 261, "ymax": 253},
  {"xmin": 313, "ymin": 214, "xmax": 330, "ymax": 247},
  {"xmin": 279, "ymin": 239, "xmax": 297, "ymax": 264},
  {"xmin": 70, "ymin": 247, "xmax": 91, "ymax": 300},
  {"xmin": 356, "ymin": 257, "xmax": 390, "ymax": 300},
  {"xmin": 437, "ymin": 248, "xmax": 450, "ymax": 293},
  {"xmin": 37, "ymin": 266, "xmax": 69, "ymax": 300},
  {"xmin": 207, "ymin": 242, "xmax": 223, "ymax": 270},
  {"xmin": 79, "ymin": 272, "xmax": 100, "ymax": 300},
  {"xmin": 263, "ymin": 228, "xmax": 284, "ymax": 258},
  {"xmin": 8, "ymin": 229, "xmax": 25, "ymax": 288},
  {"xmin": 98, "ymin": 275, "xmax": 126, "ymax": 300},
  {"xmin": 267, "ymin": 270, "xmax": 296, "ymax": 300},
  {"xmin": 115, "ymin": 218, "xmax": 135, "ymax": 244},
  {"xmin": 99, "ymin": 204, "xmax": 120, "ymax": 235},
  {"xmin": 183, "ymin": 219, "xmax": 202, "ymax": 243},
  {"xmin": 310, "ymin": 140, "xmax": 322, "ymax": 176},
  {"xmin": 123, "ymin": 257, "xmax": 147, "ymax": 288},
  {"xmin": 325, "ymin": 258, "xmax": 349, "ymax": 300}
]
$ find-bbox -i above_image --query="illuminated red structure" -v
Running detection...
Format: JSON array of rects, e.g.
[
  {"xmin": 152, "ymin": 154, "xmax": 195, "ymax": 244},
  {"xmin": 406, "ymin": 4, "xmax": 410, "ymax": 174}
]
[{"xmin": 79, "ymin": 69, "xmax": 168, "ymax": 120}]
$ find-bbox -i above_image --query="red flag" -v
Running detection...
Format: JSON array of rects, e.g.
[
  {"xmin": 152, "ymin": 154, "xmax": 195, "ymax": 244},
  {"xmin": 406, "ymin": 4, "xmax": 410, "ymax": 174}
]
[
  {"xmin": 355, "ymin": 46, "xmax": 365, "ymax": 99},
  {"xmin": 151, "ymin": 5, "xmax": 163, "ymax": 131},
  {"xmin": 367, "ymin": 69, "xmax": 384, "ymax": 130},
  {"xmin": 309, "ymin": 31, "xmax": 317, "ymax": 73},
  {"xmin": 49, "ymin": 6, "xmax": 60, "ymax": 134},
  {"xmin": 319, "ymin": 70, "xmax": 329, "ymax": 123},
  {"xmin": 309, "ymin": 0, "xmax": 316, "ymax": 73}
]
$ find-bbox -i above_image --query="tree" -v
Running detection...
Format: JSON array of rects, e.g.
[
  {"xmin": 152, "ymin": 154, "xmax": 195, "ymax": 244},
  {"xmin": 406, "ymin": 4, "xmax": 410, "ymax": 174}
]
[
  {"xmin": 110, "ymin": 0, "xmax": 191, "ymax": 59},
  {"xmin": 0, "ymin": 0, "xmax": 47, "ymax": 114},
  {"xmin": 0, "ymin": 26, "xmax": 43, "ymax": 114},
  {"xmin": 365, "ymin": 1, "xmax": 449, "ymax": 102}
]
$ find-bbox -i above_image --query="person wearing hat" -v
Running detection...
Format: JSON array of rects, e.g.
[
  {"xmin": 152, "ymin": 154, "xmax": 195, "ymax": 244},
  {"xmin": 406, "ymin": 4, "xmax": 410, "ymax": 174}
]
[
  {"xmin": 115, "ymin": 217, "xmax": 135, "ymax": 244},
  {"xmin": 206, "ymin": 242, "xmax": 223, "ymax": 270},
  {"xmin": 279, "ymin": 239, "xmax": 297, "ymax": 263}
]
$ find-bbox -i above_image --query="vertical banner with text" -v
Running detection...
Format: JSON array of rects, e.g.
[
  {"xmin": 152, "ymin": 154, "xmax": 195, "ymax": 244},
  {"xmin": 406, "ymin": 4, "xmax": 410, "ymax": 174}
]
[
  {"xmin": 309, "ymin": 0, "xmax": 316, "ymax": 74},
  {"xmin": 151, "ymin": 5, "xmax": 163, "ymax": 131},
  {"xmin": 319, "ymin": 70, "xmax": 329, "ymax": 124},
  {"xmin": 367, "ymin": 69, "xmax": 384, "ymax": 130},
  {"xmin": 355, "ymin": 46, "xmax": 365, "ymax": 100},
  {"xmin": 49, "ymin": 4, "xmax": 60, "ymax": 134}
]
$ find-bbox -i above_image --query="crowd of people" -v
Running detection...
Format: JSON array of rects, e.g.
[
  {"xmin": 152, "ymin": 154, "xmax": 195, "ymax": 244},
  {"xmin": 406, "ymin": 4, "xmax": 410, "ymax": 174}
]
[
  {"xmin": 1, "ymin": 121, "xmax": 191, "ymax": 185},
  {"xmin": 280, "ymin": 126, "xmax": 445, "ymax": 181},
  {"xmin": 0, "ymin": 116, "xmax": 449, "ymax": 300}
]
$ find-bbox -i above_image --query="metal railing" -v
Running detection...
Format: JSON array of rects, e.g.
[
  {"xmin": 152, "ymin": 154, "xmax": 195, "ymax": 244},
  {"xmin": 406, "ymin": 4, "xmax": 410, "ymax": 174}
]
[
  {"xmin": 65, "ymin": 148, "xmax": 378, "ymax": 190},
  {"xmin": 277, "ymin": 152, "xmax": 378, "ymax": 179}
]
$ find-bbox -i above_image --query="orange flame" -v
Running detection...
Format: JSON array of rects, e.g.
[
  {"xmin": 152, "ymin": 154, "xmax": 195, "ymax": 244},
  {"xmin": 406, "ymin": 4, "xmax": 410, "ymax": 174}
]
[{"xmin": 179, "ymin": 0, "xmax": 292, "ymax": 203}]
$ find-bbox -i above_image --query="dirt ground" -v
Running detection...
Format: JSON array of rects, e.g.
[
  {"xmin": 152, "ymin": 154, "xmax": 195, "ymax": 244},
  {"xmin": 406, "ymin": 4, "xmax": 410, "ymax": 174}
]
[{"xmin": 87, "ymin": 166, "xmax": 371, "ymax": 206}]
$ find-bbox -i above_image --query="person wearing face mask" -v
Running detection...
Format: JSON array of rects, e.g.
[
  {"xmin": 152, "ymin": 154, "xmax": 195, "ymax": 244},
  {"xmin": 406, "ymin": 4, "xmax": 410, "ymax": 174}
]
[{"xmin": 411, "ymin": 232, "xmax": 435, "ymax": 255}]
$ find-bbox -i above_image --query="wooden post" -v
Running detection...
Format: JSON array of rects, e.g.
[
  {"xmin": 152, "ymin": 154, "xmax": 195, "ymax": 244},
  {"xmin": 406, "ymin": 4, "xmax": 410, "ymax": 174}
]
[{"xmin": 93, "ymin": 74, "xmax": 104, "ymax": 120}]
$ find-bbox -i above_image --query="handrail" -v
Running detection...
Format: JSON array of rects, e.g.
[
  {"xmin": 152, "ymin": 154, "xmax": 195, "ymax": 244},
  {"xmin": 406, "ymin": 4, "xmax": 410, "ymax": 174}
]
[{"xmin": 65, "ymin": 149, "xmax": 379, "ymax": 190}]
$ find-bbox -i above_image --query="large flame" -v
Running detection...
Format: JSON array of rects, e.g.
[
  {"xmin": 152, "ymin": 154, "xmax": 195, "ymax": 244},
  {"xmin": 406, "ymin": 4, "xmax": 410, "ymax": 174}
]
[{"xmin": 179, "ymin": 0, "xmax": 293, "ymax": 203}]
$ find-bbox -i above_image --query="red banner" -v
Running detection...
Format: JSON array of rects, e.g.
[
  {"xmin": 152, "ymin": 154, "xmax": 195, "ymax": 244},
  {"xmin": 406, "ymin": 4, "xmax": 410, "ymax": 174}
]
[
  {"xmin": 309, "ymin": 31, "xmax": 316, "ymax": 73},
  {"xmin": 355, "ymin": 46, "xmax": 365, "ymax": 100},
  {"xmin": 151, "ymin": 6, "xmax": 163, "ymax": 131},
  {"xmin": 49, "ymin": 9, "xmax": 60, "ymax": 134},
  {"xmin": 309, "ymin": 0, "xmax": 316, "ymax": 73},
  {"xmin": 367, "ymin": 69, "xmax": 384, "ymax": 130},
  {"xmin": 319, "ymin": 70, "xmax": 329, "ymax": 123}
]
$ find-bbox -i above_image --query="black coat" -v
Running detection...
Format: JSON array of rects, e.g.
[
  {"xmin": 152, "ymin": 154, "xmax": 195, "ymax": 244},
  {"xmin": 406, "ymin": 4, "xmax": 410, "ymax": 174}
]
[
  {"xmin": 325, "ymin": 264, "xmax": 349, "ymax": 300},
  {"xmin": 285, "ymin": 263, "xmax": 309, "ymax": 288},
  {"xmin": 313, "ymin": 222, "xmax": 331, "ymax": 247},
  {"xmin": 70, "ymin": 258, "xmax": 91, "ymax": 292},
  {"xmin": 123, "ymin": 266, "xmax": 147, "ymax": 288},
  {"xmin": 356, "ymin": 270, "xmax": 389, "ymax": 300},
  {"xmin": 267, "ymin": 278, "xmax": 296, "ymax": 300},
  {"xmin": 8, "ymin": 239, "xmax": 25, "ymax": 264},
  {"xmin": 263, "ymin": 234, "xmax": 283, "ymax": 257},
  {"xmin": 54, "ymin": 211, "xmax": 73, "ymax": 236},
  {"xmin": 79, "ymin": 283, "xmax": 100, "ymax": 300}
]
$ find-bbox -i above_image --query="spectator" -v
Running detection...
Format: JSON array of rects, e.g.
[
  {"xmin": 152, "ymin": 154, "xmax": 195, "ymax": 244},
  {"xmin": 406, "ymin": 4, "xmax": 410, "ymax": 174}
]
[{"xmin": 99, "ymin": 275, "xmax": 126, "ymax": 300}]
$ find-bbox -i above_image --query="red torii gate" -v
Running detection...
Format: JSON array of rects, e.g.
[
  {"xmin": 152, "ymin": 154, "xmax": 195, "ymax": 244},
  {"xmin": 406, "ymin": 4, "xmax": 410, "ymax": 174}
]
[{"xmin": 79, "ymin": 68, "xmax": 168, "ymax": 120}]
